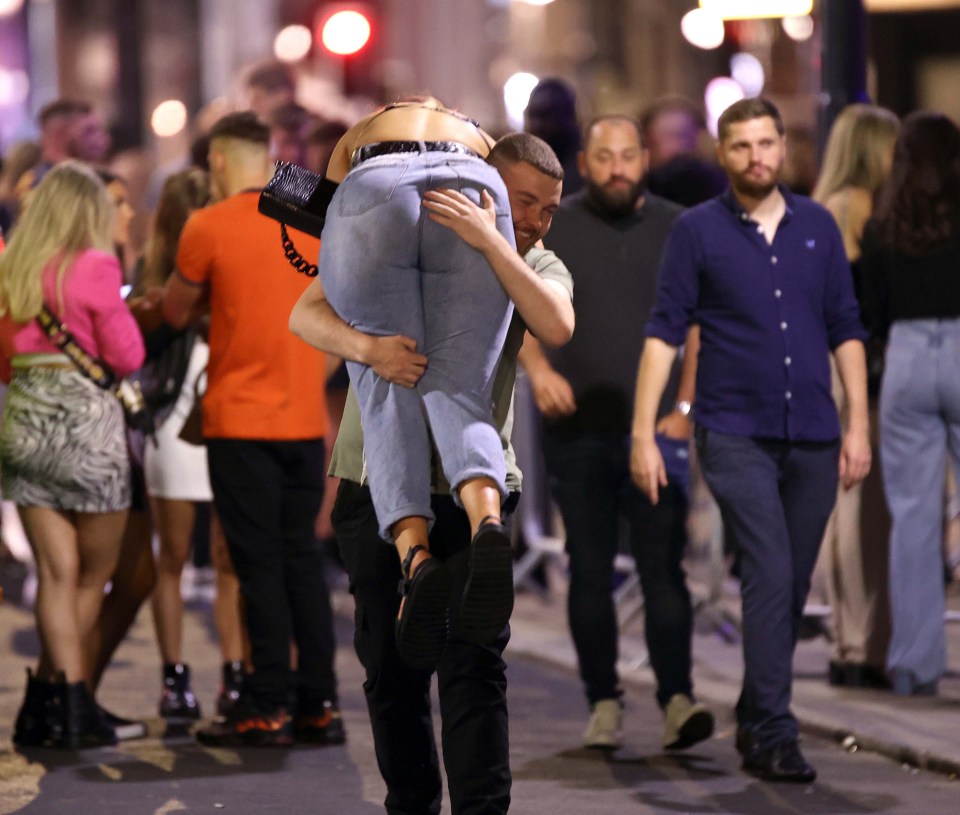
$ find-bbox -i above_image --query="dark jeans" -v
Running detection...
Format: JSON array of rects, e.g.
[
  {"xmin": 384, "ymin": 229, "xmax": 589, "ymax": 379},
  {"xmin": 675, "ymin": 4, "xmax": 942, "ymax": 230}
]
[
  {"xmin": 332, "ymin": 480, "xmax": 511, "ymax": 815},
  {"xmin": 206, "ymin": 438, "xmax": 337, "ymax": 709},
  {"xmin": 543, "ymin": 431, "xmax": 692, "ymax": 709},
  {"xmin": 695, "ymin": 428, "xmax": 839, "ymax": 749}
]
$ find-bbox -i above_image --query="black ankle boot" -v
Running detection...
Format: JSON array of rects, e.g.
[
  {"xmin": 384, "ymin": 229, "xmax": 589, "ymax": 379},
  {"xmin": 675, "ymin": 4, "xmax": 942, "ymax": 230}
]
[
  {"xmin": 216, "ymin": 661, "xmax": 245, "ymax": 717},
  {"xmin": 57, "ymin": 680, "xmax": 117, "ymax": 749},
  {"xmin": 159, "ymin": 663, "xmax": 201, "ymax": 720},
  {"xmin": 13, "ymin": 669, "xmax": 57, "ymax": 747}
]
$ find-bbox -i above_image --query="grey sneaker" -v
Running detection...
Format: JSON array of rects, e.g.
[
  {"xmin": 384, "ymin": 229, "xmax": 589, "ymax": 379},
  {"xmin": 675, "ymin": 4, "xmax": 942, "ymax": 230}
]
[
  {"xmin": 662, "ymin": 693, "xmax": 714, "ymax": 750},
  {"xmin": 583, "ymin": 698, "xmax": 622, "ymax": 749}
]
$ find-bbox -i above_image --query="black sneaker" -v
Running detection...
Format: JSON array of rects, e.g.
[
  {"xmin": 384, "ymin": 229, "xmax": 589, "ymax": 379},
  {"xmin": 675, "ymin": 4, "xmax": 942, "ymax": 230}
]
[
  {"xmin": 293, "ymin": 702, "xmax": 346, "ymax": 745},
  {"xmin": 195, "ymin": 700, "xmax": 293, "ymax": 747},
  {"xmin": 13, "ymin": 670, "xmax": 57, "ymax": 747},
  {"xmin": 159, "ymin": 663, "xmax": 201, "ymax": 720},
  {"xmin": 97, "ymin": 705, "xmax": 148, "ymax": 741}
]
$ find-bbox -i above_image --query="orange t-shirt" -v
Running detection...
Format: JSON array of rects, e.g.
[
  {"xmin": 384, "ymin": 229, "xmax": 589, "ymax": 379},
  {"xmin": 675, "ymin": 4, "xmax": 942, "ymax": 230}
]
[{"xmin": 176, "ymin": 191, "xmax": 328, "ymax": 440}]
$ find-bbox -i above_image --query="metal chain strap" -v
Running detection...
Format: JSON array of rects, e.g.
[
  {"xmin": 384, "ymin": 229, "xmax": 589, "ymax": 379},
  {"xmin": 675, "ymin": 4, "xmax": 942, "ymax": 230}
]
[{"xmin": 280, "ymin": 224, "xmax": 319, "ymax": 277}]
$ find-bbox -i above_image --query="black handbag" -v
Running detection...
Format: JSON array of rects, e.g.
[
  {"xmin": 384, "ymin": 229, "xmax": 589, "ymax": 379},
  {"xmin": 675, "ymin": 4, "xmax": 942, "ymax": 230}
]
[
  {"xmin": 140, "ymin": 326, "xmax": 197, "ymax": 427},
  {"xmin": 35, "ymin": 305, "xmax": 156, "ymax": 440},
  {"xmin": 258, "ymin": 162, "xmax": 339, "ymax": 277}
]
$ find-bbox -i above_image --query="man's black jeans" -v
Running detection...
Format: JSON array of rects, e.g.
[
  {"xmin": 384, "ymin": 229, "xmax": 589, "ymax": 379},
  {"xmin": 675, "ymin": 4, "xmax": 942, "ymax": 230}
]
[{"xmin": 333, "ymin": 480, "xmax": 511, "ymax": 815}]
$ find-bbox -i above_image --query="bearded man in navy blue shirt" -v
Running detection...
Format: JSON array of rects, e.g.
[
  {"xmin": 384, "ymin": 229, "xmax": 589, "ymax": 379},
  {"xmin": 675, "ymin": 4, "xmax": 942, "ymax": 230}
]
[{"xmin": 631, "ymin": 98, "xmax": 871, "ymax": 784}]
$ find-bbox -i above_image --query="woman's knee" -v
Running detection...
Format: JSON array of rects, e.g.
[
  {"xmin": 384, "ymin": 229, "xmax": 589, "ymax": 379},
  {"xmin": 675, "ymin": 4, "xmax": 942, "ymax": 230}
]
[
  {"xmin": 32, "ymin": 544, "xmax": 80, "ymax": 587},
  {"xmin": 156, "ymin": 537, "xmax": 192, "ymax": 574}
]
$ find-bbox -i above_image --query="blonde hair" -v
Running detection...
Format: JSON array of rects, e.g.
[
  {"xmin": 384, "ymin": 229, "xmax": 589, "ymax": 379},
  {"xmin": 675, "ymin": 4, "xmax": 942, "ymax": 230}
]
[
  {"xmin": 0, "ymin": 160, "xmax": 114, "ymax": 321},
  {"xmin": 813, "ymin": 104, "xmax": 900, "ymax": 204}
]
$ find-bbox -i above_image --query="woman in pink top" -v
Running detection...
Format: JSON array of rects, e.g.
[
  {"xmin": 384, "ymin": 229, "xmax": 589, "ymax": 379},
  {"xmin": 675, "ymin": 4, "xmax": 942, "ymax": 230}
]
[{"xmin": 0, "ymin": 161, "xmax": 145, "ymax": 749}]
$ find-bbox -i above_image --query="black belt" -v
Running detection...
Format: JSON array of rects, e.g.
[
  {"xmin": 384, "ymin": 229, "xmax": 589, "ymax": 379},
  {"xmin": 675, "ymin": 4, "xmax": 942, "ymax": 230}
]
[{"xmin": 351, "ymin": 140, "xmax": 480, "ymax": 168}]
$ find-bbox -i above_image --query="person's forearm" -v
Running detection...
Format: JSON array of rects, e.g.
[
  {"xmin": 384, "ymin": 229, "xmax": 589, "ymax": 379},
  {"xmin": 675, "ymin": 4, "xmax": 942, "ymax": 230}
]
[
  {"xmin": 290, "ymin": 282, "xmax": 375, "ymax": 364},
  {"xmin": 518, "ymin": 333, "xmax": 553, "ymax": 378},
  {"xmin": 631, "ymin": 337, "xmax": 679, "ymax": 441},
  {"xmin": 480, "ymin": 235, "xmax": 573, "ymax": 347},
  {"xmin": 675, "ymin": 324, "xmax": 699, "ymax": 405},
  {"xmin": 833, "ymin": 338, "xmax": 870, "ymax": 433}
]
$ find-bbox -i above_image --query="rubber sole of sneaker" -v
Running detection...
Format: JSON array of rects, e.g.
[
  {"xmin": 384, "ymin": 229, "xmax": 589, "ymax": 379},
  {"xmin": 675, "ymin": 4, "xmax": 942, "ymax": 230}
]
[
  {"xmin": 460, "ymin": 521, "xmax": 514, "ymax": 645},
  {"xmin": 395, "ymin": 558, "xmax": 451, "ymax": 671},
  {"xmin": 99, "ymin": 708, "xmax": 148, "ymax": 741},
  {"xmin": 195, "ymin": 723, "xmax": 293, "ymax": 748},
  {"xmin": 664, "ymin": 708, "xmax": 715, "ymax": 750}
]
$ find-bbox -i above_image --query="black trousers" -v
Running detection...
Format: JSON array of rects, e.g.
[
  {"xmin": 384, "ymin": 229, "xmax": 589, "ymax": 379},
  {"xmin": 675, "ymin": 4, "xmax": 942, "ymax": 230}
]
[
  {"xmin": 543, "ymin": 430, "xmax": 693, "ymax": 709},
  {"xmin": 332, "ymin": 480, "xmax": 511, "ymax": 815},
  {"xmin": 206, "ymin": 438, "xmax": 338, "ymax": 709}
]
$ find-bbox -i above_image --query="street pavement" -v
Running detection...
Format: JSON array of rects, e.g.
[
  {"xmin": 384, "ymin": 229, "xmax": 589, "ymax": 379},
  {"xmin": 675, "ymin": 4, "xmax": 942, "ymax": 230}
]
[
  {"xmin": 510, "ymin": 565, "xmax": 960, "ymax": 780},
  {"xmin": 2, "ymin": 558, "xmax": 960, "ymax": 815}
]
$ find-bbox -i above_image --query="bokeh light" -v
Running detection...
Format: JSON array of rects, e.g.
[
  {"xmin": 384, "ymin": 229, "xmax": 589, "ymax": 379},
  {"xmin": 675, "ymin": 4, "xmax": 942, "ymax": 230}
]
[
  {"xmin": 319, "ymin": 10, "xmax": 372, "ymax": 56},
  {"xmin": 274, "ymin": 24, "xmax": 313, "ymax": 63},
  {"xmin": 151, "ymin": 99, "xmax": 188, "ymax": 138},
  {"xmin": 0, "ymin": 0, "xmax": 25, "ymax": 18},
  {"xmin": 0, "ymin": 68, "xmax": 29, "ymax": 106},
  {"xmin": 730, "ymin": 52, "xmax": 765, "ymax": 98},
  {"xmin": 705, "ymin": 77, "xmax": 746, "ymax": 138},
  {"xmin": 504, "ymin": 71, "xmax": 539, "ymax": 131},
  {"xmin": 699, "ymin": 0, "xmax": 813, "ymax": 20},
  {"xmin": 782, "ymin": 15, "xmax": 815, "ymax": 42},
  {"xmin": 681, "ymin": 8, "xmax": 725, "ymax": 51}
]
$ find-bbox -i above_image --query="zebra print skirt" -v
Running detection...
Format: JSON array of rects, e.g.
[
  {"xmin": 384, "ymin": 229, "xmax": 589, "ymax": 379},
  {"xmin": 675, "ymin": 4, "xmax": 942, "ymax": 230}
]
[{"xmin": 0, "ymin": 362, "xmax": 132, "ymax": 512}]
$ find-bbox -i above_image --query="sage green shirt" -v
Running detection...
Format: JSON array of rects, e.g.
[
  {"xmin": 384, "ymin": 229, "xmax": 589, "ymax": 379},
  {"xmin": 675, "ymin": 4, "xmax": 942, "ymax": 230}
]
[{"xmin": 329, "ymin": 246, "xmax": 573, "ymax": 494}]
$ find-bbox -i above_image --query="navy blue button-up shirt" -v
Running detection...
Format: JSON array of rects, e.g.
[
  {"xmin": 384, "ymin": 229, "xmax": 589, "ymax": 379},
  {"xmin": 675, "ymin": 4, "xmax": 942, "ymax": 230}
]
[{"xmin": 646, "ymin": 186, "xmax": 866, "ymax": 441}]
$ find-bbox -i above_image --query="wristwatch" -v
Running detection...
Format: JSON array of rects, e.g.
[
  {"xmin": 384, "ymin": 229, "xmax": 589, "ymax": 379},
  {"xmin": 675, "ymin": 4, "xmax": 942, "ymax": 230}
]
[{"xmin": 675, "ymin": 400, "xmax": 693, "ymax": 417}]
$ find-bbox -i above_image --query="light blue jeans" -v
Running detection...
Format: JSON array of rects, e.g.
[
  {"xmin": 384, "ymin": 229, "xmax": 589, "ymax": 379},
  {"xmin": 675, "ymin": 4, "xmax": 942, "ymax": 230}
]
[
  {"xmin": 881, "ymin": 319, "xmax": 960, "ymax": 685},
  {"xmin": 318, "ymin": 150, "xmax": 515, "ymax": 540}
]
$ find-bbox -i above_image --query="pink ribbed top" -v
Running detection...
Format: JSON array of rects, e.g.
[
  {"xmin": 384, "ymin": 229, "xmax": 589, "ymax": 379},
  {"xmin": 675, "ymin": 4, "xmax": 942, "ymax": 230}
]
[{"xmin": 13, "ymin": 248, "xmax": 145, "ymax": 376}]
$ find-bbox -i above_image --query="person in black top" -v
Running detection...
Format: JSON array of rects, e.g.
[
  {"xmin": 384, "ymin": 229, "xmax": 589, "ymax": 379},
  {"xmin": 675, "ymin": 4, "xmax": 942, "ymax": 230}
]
[
  {"xmin": 860, "ymin": 111, "xmax": 960, "ymax": 698},
  {"xmin": 521, "ymin": 114, "xmax": 714, "ymax": 753}
]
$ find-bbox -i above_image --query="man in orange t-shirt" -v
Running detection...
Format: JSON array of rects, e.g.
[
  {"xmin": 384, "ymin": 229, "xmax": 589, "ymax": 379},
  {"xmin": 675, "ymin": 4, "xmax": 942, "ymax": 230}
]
[{"xmin": 164, "ymin": 112, "xmax": 342, "ymax": 747}]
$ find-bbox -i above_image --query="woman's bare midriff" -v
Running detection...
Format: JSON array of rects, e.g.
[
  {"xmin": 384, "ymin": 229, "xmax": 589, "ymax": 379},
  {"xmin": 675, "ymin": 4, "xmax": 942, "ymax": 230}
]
[{"xmin": 327, "ymin": 103, "xmax": 493, "ymax": 182}]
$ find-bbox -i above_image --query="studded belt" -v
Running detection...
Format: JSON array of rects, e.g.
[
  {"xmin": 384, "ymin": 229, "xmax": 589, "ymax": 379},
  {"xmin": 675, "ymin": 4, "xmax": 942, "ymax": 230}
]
[{"xmin": 350, "ymin": 140, "xmax": 481, "ymax": 168}]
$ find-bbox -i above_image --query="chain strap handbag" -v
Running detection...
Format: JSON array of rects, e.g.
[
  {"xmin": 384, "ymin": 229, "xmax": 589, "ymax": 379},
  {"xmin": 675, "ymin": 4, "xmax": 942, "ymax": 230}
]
[
  {"xmin": 35, "ymin": 304, "xmax": 155, "ymax": 439},
  {"xmin": 258, "ymin": 161, "xmax": 339, "ymax": 277}
]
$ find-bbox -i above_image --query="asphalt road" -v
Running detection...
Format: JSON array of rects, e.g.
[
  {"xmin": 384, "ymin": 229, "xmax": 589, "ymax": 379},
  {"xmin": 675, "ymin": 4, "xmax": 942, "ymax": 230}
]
[{"xmin": 1, "ymin": 588, "xmax": 959, "ymax": 814}]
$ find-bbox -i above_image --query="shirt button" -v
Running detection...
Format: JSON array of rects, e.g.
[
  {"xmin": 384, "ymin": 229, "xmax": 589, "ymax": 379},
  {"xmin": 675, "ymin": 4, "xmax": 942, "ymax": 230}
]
[
  {"xmin": 786, "ymin": 391, "xmax": 792, "ymax": 400},
  {"xmin": 785, "ymin": 356, "xmax": 792, "ymax": 366},
  {"xmin": 780, "ymin": 321, "xmax": 788, "ymax": 330},
  {"xmin": 756, "ymin": 225, "xmax": 763, "ymax": 234},
  {"xmin": 774, "ymin": 289, "xmax": 782, "ymax": 298},
  {"xmin": 771, "ymin": 256, "xmax": 778, "ymax": 264}
]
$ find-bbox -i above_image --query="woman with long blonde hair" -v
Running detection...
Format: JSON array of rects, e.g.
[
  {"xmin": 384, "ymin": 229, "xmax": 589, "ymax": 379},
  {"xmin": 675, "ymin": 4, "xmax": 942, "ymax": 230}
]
[
  {"xmin": 813, "ymin": 104, "xmax": 900, "ymax": 261},
  {"xmin": 810, "ymin": 104, "xmax": 899, "ymax": 690},
  {"xmin": 0, "ymin": 160, "xmax": 145, "ymax": 748}
]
